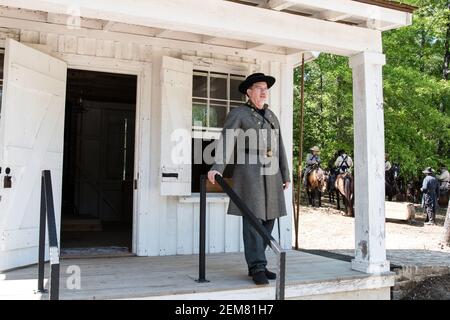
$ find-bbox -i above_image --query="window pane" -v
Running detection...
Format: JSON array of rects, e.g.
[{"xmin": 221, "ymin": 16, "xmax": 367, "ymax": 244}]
[
  {"xmin": 230, "ymin": 78, "xmax": 246, "ymax": 102},
  {"xmin": 193, "ymin": 73, "xmax": 207, "ymax": 98},
  {"xmin": 192, "ymin": 101, "xmax": 207, "ymax": 127},
  {"xmin": 210, "ymin": 74, "xmax": 227, "ymax": 100},
  {"xmin": 209, "ymin": 101, "xmax": 227, "ymax": 128}
]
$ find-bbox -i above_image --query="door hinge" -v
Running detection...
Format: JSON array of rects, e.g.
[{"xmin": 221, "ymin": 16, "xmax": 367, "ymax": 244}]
[{"xmin": 134, "ymin": 179, "xmax": 138, "ymax": 190}]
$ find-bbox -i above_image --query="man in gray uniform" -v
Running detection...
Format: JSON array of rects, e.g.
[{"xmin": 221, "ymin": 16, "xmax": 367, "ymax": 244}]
[
  {"xmin": 207, "ymin": 73, "xmax": 290, "ymax": 285},
  {"xmin": 421, "ymin": 167, "xmax": 440, "ymax": 225}
]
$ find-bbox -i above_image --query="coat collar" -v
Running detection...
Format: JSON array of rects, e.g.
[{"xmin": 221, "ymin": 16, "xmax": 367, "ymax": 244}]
[
  {"xmin": 245, "ymin": 100, "xmax": 269, "ymax": 112},
  {"xmin": 245, "ymin": 100, "xmax": 275, "ymax": 128}
]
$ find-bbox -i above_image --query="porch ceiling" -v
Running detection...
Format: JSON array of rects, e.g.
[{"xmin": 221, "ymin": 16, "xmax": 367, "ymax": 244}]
[
  {"xmin": 0, "ymin": 5, "xmax": 315, "ymax": 60},
  {"xmin": 227, "ymin": 0, "xmax": 415, "ymax": 31},
  {"xmin": 0, "ymin": 0, "xmax": 394, "ymax": 56}
]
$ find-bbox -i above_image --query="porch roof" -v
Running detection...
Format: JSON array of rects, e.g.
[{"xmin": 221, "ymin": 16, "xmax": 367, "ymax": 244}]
[{"xmin": 0, "ymin": 0, "xmax": 413, "ymax": 57}]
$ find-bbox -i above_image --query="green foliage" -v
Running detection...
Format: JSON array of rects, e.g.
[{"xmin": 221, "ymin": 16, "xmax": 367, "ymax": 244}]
[{"xmin": 293, "ymin": 0, "xmax": 450, "ymax": 180}]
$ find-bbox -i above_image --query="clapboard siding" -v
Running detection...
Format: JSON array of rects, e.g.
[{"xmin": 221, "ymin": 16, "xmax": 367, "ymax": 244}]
[{"xmin": 0, "ymin": 24, "xmax": 293, "ymax": 257}]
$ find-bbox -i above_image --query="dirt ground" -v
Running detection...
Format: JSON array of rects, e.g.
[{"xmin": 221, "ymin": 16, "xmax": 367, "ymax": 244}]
[
  {"xmin": 296, "ymin": 201, "xmax": 450, "ymax": 253},
  {"xmin": 402, "ymin": 274, "xmax": 450, "ymax": 300},
  {"xmin": 296, "ymin": 199, "xmax": 450, "ymax": 300}
]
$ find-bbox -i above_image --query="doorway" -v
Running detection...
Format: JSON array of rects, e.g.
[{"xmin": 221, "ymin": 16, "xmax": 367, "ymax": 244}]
[{"xmin": 61, "ymin": 69, "xmax": 137, "ymax": 256}]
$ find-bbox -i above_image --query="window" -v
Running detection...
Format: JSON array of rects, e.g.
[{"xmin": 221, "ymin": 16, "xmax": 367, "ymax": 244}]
[
  {"xmin": 191, "ymin": 70, "xmax": 246, "ymax": 192},
  {"xmin": 192, "ymin": 71, "xmax": 246, "ymax": 131}
]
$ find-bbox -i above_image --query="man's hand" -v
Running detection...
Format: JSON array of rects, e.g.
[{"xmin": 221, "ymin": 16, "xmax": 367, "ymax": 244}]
[
  {"xmin": 283, "ymin": 182, "xmax": 290, "ymax": 190},
  {"xmin": 208, "ymin": 170, "xmax": 222, "ymax": 185}
]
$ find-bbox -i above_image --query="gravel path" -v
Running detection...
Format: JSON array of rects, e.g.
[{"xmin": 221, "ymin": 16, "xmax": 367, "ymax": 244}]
[{"xmin": 296, "ymin": 202, "xmax": 450, "ymax": 263}]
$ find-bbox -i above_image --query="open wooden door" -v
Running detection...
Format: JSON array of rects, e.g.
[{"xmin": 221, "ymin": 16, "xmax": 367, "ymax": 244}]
[{"xmin": 0, "ymin": 39, "xmax": 67, "ymax": 271}]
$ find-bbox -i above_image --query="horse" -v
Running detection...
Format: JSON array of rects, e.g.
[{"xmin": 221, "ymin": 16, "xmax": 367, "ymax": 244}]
[
  {"xmin": 385, "ymin": 164, "xmax": 400, "ymax": 201},
  {"xmin": 327, "ymin": 170, "xmax": 338, "ymax": 204},
  {"xmin": 335, "ymin": 172, "xmax": 354, "ymax": 217},
  {"xmin": 438, "ymin": 189, "xmax": 449, "ymax": 207},
  {"xmin": 305, "ymin": 164, "xmax": 328, "ymax": 208}
]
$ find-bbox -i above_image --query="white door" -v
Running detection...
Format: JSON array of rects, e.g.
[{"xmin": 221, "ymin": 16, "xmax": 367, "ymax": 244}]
[{"xmin": 0, "ymin": 39, "xmax": 67, "ymax": 271}]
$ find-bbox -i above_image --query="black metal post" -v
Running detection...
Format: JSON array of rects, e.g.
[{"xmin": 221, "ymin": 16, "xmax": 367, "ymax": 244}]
[
  {"xmin": 37, "ymin": 175, "xmax": 46, "ymax": 293},
  {"xmin": 36, "ymin": 170, "xmax": 60, "ymax": 300},
  {"xmin": 196, "ymin": 174, "xmax": 209, "ymax": 283},
  {"xmin": 276, "ymin": 250, "xmax": 286, "ymax": 300},
  {"xmin": 49, "ymin": 263, "xmax": 60, "ymax": 300},
  {"xmin": 43, "ymin": 170, "xmax": 60, "ymax": 300}
]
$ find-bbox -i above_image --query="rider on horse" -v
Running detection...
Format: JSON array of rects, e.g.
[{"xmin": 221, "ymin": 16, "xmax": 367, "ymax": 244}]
[
  {"xmin": 303, "ymin": 146, "xmax": 321, "ymax": 187},
  {"xmin": 334, "ymin": 149, "xmax": 353, "ymax": 174},
  {"xmin": 437, "ymin": 165, "xmax": 450, "ymax": 193},
  {"xmin": 385, "ymin": 153, "xmax": 392, "ymax": 172}
]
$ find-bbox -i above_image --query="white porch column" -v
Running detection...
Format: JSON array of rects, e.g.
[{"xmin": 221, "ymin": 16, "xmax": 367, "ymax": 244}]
[{"xmin": 349, "ymin": 51, "xmax": 390, "ymax": 274}]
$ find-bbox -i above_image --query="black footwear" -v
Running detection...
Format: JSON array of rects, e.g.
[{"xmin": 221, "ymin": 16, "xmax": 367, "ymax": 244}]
[
  {"xmin": 252, "ymin": 271, "xmax": 269, "ymax": 285},
  {"xmin": 248, "ymin": 269, "xmax": 276, "ymax": 280},
  {"xmin": 264, "ymin": 269, "xmax": 276, "ymax": 280}
]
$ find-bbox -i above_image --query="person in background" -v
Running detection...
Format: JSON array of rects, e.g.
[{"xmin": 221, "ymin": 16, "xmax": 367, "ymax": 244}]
[
  {"xmin": 420, "ymin": 167, "xmax": 440, "ymax": 225},
  {"xmin": 385, "ymin": 153, "xmax": 392, "ymax": 172},
  {"xmin": 437, "ymin": 165, "xmax": 450, "ymax": 194},
  {"xmin": 303, "ymin": 146, "xmax": 321, "ymax": 186},
  {"xmin": 334, "ymin": 149, "xmax": 353, "ymax": 174}
]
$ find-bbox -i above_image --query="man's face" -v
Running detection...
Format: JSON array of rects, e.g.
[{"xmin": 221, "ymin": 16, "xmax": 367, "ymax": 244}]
[
  {"xmin": 313, "ymin": 151, "xmax": 319, "ymax": 156},
  {"xmin": 247, "ymin": 81, "xmax": 268, "ymax": 108}
]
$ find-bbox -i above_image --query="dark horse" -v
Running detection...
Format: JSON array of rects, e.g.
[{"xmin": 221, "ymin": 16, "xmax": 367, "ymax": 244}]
[
  {"xmin": 385, "ymin": 164, "xmax": 400, "ymax": 201},
  {"xmin": 335, "ymin": 172, "xmax": 354, "ymax": 217},
  {"xmin": 328, "ymin": 170, "xmax": 338, "ymax": 204},
  {"xmin": 305, "ymin": 164, "xmax": 328, "ymax": 207}
]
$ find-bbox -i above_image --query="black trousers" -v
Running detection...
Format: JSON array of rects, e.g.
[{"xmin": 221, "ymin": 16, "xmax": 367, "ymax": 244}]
[
  {"xmin": 242, "ymin": 217, "xmax": 275, "ymax": 275},
  {"xmin": 423, "ymin": 193, "xmax": 437, "ymax": 222}
]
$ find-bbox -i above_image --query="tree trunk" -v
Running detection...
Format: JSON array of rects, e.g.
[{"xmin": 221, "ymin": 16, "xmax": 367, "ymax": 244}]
[
  {"xmin": 438, "ymin": 1, "xmax": 450, "ymax": 154},
  {"xmin": 442, "ymin": 200, "xmax": 450, "ymax": 247}
]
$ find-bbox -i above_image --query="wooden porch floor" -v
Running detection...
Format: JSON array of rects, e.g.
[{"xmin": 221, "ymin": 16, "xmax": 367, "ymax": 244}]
[{"xmin": 0, "ymin": 250, "xmax": 395, "ymax": 300}]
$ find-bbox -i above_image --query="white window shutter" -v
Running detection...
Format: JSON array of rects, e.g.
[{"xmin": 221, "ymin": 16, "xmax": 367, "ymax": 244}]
[{"xmin": 160, "ymin": 56, "xmax": 193, "ymax": 196}]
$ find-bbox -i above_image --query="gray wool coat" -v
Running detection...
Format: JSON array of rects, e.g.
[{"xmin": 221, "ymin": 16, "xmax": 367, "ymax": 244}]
[{"xmin": 210, "ymin": 102, "xmax": 291, "ymax": 221}]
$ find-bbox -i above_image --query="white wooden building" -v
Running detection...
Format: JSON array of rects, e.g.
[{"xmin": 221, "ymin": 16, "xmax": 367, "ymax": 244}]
[{"xmin": 0, "ymin": 0, "xmax": 414, "ymax": 294}]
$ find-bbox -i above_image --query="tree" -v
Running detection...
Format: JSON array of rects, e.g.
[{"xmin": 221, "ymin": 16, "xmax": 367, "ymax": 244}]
[{"xmin": 293, "ymin": 0, "xmax": 450, "ymax": 183}]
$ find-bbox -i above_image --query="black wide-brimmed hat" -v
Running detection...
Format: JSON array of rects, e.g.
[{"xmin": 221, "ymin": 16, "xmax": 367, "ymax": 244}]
[{"xmin": 238, "ymin": 73, "xmax": 276, "ymax": 94}]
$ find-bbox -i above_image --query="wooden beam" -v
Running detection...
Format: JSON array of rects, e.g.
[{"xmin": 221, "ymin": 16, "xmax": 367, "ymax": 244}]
[
  {"xmin": 313, "ymin": 10, "xmax": 353, "ymax": 22},
  {"xmin": 246, "ymin": 41, "xmax": 265, "ymax": 50},
  {"xmin": 266, "ymin": 0, "xmax": 412, "ymax": 30},
  {"xmin": 0, "ymin": 0, "xmax": 384, "ymax": 56},
  {"xmin": 102, "ymin": 20, "xmax": 115, "ymax": 31},
  {"xmin": 0, "ymin": 16, "xmax": 290, "ymax": 62},
  {"xmin": 266, "ymin": 0, "xmax": 295, "ymax": 11}
]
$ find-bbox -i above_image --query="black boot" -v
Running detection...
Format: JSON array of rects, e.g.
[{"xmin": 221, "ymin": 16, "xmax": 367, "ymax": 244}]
[
  {"xmin": 248, "ymin": 269, "xmax": 276, "ymax": 280},
  {"xmin": 264, "ymin": 269, "xmax": 277, "ymax": 280},
  {"xmin": 251, "ymin": 271, "xmax": 269, "ymax": 285}
]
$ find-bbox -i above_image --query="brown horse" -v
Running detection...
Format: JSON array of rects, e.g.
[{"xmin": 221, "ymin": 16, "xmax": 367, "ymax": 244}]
[
  {"xmin": 335, "ymin": 172, "xmax": 354, "ymax": 217},
  {"xmin": 306, "ymin": 165, "xmax": 328, "ymax": 207}
]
